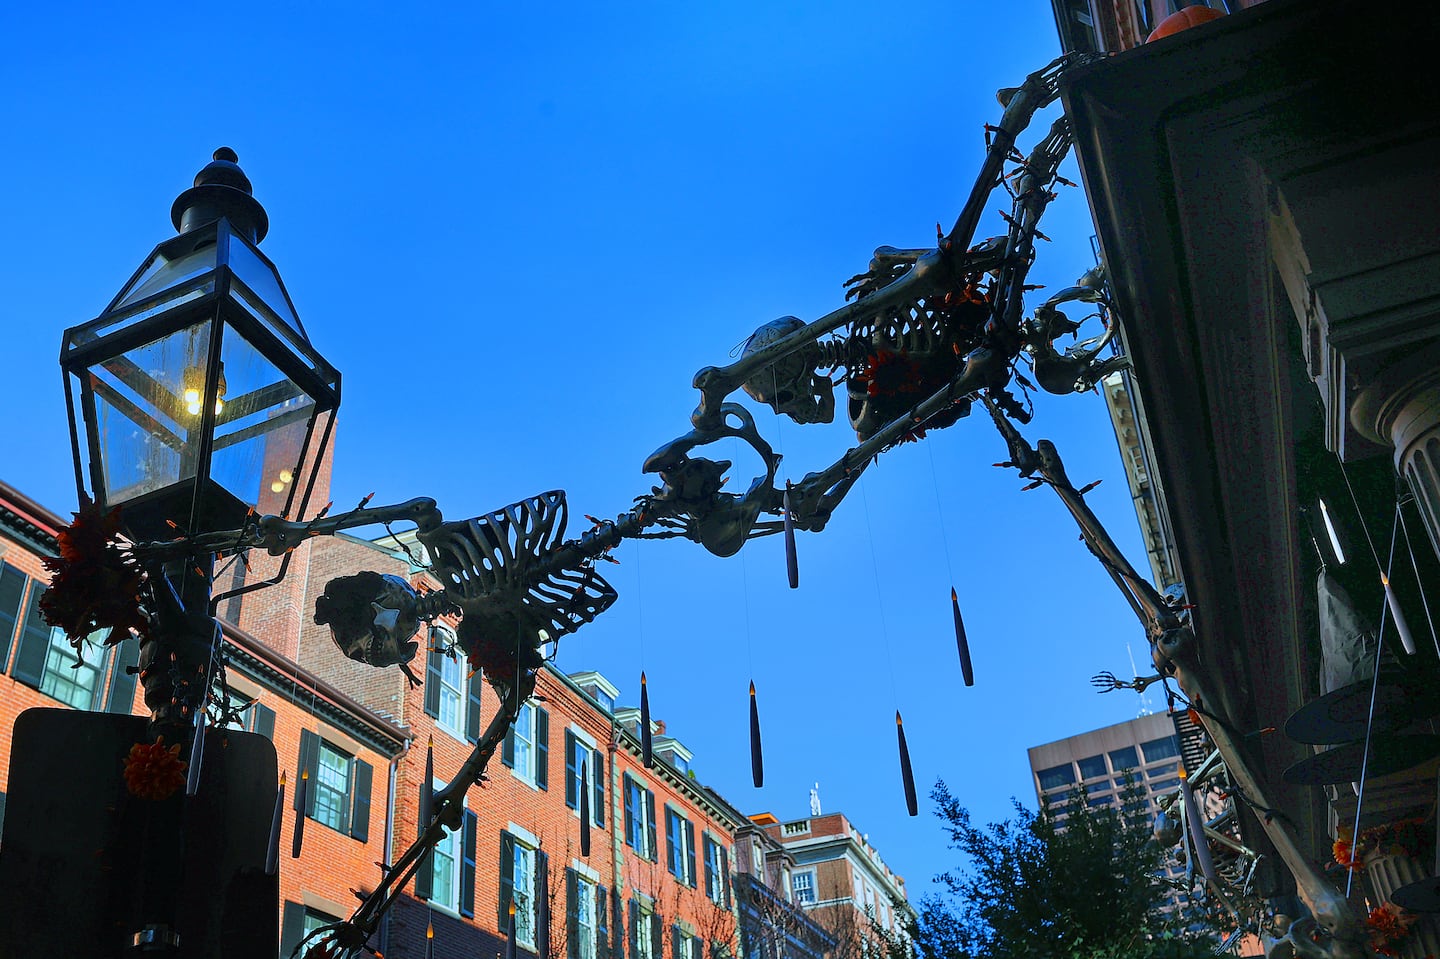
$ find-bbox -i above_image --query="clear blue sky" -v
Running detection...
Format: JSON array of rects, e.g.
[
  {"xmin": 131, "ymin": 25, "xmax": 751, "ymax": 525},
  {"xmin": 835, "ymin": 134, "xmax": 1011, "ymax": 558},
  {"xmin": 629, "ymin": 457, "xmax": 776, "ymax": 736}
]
[{"xmin": 1, "ymin": 2, "xmax": 1158, "ymax": 902}]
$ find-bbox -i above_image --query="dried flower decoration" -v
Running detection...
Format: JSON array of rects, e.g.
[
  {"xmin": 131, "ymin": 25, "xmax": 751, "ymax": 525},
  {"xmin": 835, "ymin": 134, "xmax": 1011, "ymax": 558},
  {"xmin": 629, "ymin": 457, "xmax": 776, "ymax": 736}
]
[
  {"xmin": 1365, "ymin": 901, "xmax": 1417, "ymax": 958},
  {"xmin": 123, "ymin": 736, "xmax": 187, "ymax": 801},
  {"xmin": 41, "ymin": 497, "xmax": 148, "ymax": 652}
]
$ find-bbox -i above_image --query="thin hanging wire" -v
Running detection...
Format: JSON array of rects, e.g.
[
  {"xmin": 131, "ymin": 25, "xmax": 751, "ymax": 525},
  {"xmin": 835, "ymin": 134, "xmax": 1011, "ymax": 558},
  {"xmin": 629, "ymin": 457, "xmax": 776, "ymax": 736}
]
[
  {"xmin": 1337, "ymin": 460, "xmax": 1385, "ymax": 571},
  {"xmin": 1345, "ymin": 510, "xmax": 1403, "ymax": 898},
  {"xmin": 857, "ymin": 473, "xmax": 901, "ymax": 705},
  {"xmin": 924, "ymin": 440, "xmax": 959, "ymax": 586}
]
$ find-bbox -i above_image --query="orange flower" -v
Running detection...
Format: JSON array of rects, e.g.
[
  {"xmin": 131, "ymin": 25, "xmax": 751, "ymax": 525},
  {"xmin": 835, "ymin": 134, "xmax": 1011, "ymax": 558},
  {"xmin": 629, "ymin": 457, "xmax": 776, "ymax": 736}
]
[
  {"xmin": 1366, "ymin": 902, "xmax": 1416, "ymax": 957},
  {"xmin": 123, "ymin": 736, "xmax": 188, "ymax": 801}
]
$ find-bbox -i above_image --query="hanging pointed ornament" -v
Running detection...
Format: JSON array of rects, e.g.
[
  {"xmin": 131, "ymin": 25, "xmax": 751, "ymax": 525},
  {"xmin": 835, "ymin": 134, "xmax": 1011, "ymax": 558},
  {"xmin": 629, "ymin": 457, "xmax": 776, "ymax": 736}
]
[
  {"xmin": 292, "ymin": 769, "xmax": 309, "ymax": 858},
  {"xmin": 749, "ymin": 680, "xmax": 764, "ymax": 788},
  {"xmin": 420, "ymin": 734, "xmax": 435, "ymax": 829},
  {"xmin": 640, "ymin": 672, "xmax": 654, "ymax": 769},
  {"xmin": 425, "ymin": 916, "xmax": 436, "ymax": 959},
  {"xmin": 506, "ymin": 900, "xmax": 518, "ymax": 959},
  {"xmin": 266, "ymin": 772, "xmax": 286, "ymax": 876},
  {"xmin": 1178, "ymin": 766, "xmax": 1218, "ymax": 885},
  {"xmin": 951, "ymin": 588, "xmax": 974, "ymax": 687},
  {"xmin": 579, "ymin": 756, "xmax": 592, "ymax": 857},
  {"xmin": 783, "ymin": 484, "xmax": 799, "ymax": 589},
  {"xmin": 1382, "ymin": 574, "xmax": 1417, "ymax": 655},
  {"xmin": 896, "ymin": 711, "xmax": 918, "ymax": 817},
  {"xmin": 185, "ymin": 707, "xmax": 207, "ymax": 796}
]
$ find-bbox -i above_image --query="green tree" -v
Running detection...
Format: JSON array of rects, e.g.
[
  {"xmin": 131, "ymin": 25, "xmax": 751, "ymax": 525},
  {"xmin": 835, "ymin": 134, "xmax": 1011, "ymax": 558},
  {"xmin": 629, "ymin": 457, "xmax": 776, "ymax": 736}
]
[{"xmin": 897, "ymin": 780, "xmax": 1218, "ymax": 959}]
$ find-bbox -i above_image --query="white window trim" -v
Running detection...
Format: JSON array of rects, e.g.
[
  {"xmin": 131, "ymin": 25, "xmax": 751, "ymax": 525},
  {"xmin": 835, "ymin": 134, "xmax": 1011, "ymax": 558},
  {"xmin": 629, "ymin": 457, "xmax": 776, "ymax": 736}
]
[
  {"xmin": 666, "ymin": 805, "xmax": 695, "ymax": 885},
  {"xmin": 568, "ymin": 728, "xmax": 604, "ymax": 826},
  {"xmin": 791, "ymin": 868, "xmax": 817, "ymax": 905},
  {"xmin": 576, "ymin": 872, "xmax": 598, "ymax": 959}
]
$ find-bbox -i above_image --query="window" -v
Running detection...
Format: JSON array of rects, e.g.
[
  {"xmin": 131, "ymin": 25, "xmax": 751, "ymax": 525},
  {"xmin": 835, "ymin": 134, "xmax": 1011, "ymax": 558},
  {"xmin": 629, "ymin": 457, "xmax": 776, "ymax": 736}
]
[
  {"xmin": 702, "ymin": 836, "xmax": 731, "ymax": 905},
  {"xmin": 8, "ymin": 581, "xmax": 109, "ymax": 710},
  {"xmin": 631, "ymin": 900, "xmax": 659, "ymax": 959},
  {"xmin": 624, "ymin": 773, "xmax": 657, "ymax": 860},
  {"xmin": 1149, "ymin": 778, "xmax": 1180, "ymax": 792},
  {"xmin": 1036, "ymin": 764, "xmax": 1076, "ymax": 791},
  {"xmin": 313, "ymin": 741, "xmax": 352, "ymax": 830},
  {"xmin": 593, "ymin": 688, "xmax": 616, "ymax": 713},
  {"xmin": 499, "ymin": 831, "xmax": 550, "ymax": 953},
  {"xmin": 666, "ymin": 807, "xmax": 696, "ymax": 886},
  {"xmin": 302, "ymin": 907, "xmax": 340, "ymax": 938},
  {"xmin": 295, "ymin": 730, "xmax": 374, "ymax": 841},
  {"xmin": 424, "ymin": 631, "xmax": 485, "ymax": 743},
  {"xmin": 1108, "ymin": 746, "xmax": 1139, "ymax": 771},
  {"xmin": 0, "ymin": 562, "xmax": 27, "ymax": 668},
  {"xmin": 673, "ymin": 926, "xmax": 699, "ymax": 959},
  {"xmin": 39, "ymin": 626, "xmax": 108, "ymax": 709},
  {"xmin": 1147, "ymin": 762, "xmax": 1178, "ymax": 778},
  {"xmin": 567, "ymin": 869, "xmax": 599, "ymax": 959},
  {"xmin": 792, "ymin": 870, "xmax": 815, "ymax": 904},
  {"xmin": 504, "ymin": 701, "xmax": 550, "ymax": 789},
  {"xmin": 1088, "ymin": 795, "xmax": 1114, "ymax": 807},
  {"xmin": 437, "ymin": 653, "xmax": 464, "ymax": 734},
  {"xmin": 1077, "ymin": 755, "xmax": 1107, "ymax": 780},
  {"xmin": 220, "ymin": 690, "xmax": 276, "ymax": 738},
  {"xmin": 566, "ymin": 730, "xmax": 605, "ymax": 827},
  {"xmin": 281, "ymin": 903, "xmax": 342, "ymax": 957},
  {"xmin": 1141, "ymin": 736, "xmax": 1180, "ymax": 763}
]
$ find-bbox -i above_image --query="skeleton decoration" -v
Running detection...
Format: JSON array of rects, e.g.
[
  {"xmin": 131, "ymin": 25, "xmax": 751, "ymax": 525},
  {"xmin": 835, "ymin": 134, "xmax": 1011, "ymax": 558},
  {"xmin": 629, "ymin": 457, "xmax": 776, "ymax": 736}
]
[{"xmin": 117, "ymin": 52, "xmax": 1365, "ymax": 959}]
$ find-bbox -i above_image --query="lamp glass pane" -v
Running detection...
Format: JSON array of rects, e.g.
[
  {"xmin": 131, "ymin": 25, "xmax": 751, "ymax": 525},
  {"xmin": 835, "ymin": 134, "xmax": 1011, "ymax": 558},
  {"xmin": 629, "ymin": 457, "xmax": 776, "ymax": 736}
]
[
  {"xmin": 226, "ymin": 238, "xmax": 302, "ymax": 338},
  {"xmin": 210, "ymin": 320, "xmax": 316, "ymax": 514},
  {"xmin": 113, "ymin": 238, "xmax": 219, "ymax": 311},
  {"xmin": 89, "ymin": 322, "xmax": 213, "ymax": 504}
]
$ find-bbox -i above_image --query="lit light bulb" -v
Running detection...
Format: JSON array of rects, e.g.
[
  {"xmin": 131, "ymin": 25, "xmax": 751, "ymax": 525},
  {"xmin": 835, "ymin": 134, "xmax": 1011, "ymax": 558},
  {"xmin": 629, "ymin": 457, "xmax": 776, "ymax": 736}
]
[
  {"xmin": 184, "ymin": 388, "xmax": 202, "ymax": 417},
  {"xmin": 270, "ymin": 482, "xmax": 285, "ymax": 494},
  {"xmin": 279, "ymin": 469, "xmax": 293, "ymax": 484}
]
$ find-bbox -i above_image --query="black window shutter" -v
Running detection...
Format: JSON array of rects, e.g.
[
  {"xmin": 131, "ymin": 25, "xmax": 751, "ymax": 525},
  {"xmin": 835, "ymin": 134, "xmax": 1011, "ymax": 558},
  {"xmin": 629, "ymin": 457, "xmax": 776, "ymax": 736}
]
[
  {"xmin": 644, "ymin": 791, "xmax": 657, "ymax": 861},
  {"xmin": 294, "ymin": 730, "xmax": 320, "ymax": 814},
  {"xmin": 684, "ymin": 822, "xmax": 696, "ymax": 888},
  {"xmin": 721, "ymin": 847, "xmax": 732, "ymax": 909},
  {"xmin": 565, "ymin": 731, "xmax": 578, "ymax": 809},
  {"xmin": 597, "ymin": 884, "xmax": 609, "ymax": 959},
  {"xmin": 538, "ymin": 849, "xmax": 552, "ymax": 959},
  {"xmin": 536, "ymin": 707, "xmax": 550, "ymax": 790},
  {"xmin": 672, "ymin": 925, "xmax": 681, "ymax": 959},
  {"xmin": 612, "ymin": 888, "xmax": 625, "ymax": 959},
  {"xmin": 467, "ymin": 668, "xmax": 485, "ymax": 743},
  {"xmin": 424, "ymin": 643, "xmax": 443, "ymax": 718},
  {"xmin": 628, "ymin": 901, "xmax": 637, "ymax": 959},
  {"xmin": 503, "ymin": 720, "xmax": 517, "ymax": 768},
  {"xmin": 623, "ymin": 776, "xmax": 636, "ymax": 850},
  {"xmin": 350, "ymin": 759, "xmax": 373, "ymax": 842},
  {"xmin": 105, "ymin": 637, "xmax": 140, "ymax": 714},
  {"xmin": 666, "ymin": 810, "xmax": 677, "ymax": 878},
  {"xmin": 565, "ymin": 867, "xmax": 579, "ymax": 959},
  {"xmin": 460, "ymin": 810, "xmax": 478, "ymax": 918},
  {"xmin": 0, "ymin": 564, "xmax": 26, "ymax": 671},
  {"xmin": 11, "ymin": 585, "xmax": 51, "ymax": 689},
  {"xmin": 650, "ymin": 911, "xmax": 663, "ymax": 959},
  {"xmin": 499, "ymin": 831, "xmax": 516, "ymax": 929},
  {"xmin": 593, "ymin": 750, "xmax": 605, "ymax": 827},
  {"xmin": 280, "ymin": 901, "xmax": 306, "ymax": 959},
  {"xmin": 415, "ymin": 782, "xmax": 434, "ymax": 901},
  {"xmin": 251, "ymin": 703, "xmax": 276, "ymax": 740},
  {"xmin": 702, "ymin": 837, "xmax": 714, "ymax": 900}
]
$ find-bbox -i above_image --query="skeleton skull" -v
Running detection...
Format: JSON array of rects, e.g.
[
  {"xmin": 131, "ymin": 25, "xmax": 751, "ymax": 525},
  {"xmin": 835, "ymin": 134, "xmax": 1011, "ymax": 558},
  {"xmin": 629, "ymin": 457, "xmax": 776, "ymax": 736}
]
[
  {"xmin": 739, "ymin": 316, "xmax": 835, "ymax": 424},
  {"xmin": 313, "ymin": 571, "xmax": 422, "ymax": 668}
]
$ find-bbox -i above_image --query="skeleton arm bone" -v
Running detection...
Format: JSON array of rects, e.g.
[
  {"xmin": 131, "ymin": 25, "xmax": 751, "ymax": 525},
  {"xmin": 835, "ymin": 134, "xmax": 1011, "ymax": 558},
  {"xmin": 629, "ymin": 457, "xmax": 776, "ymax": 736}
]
[{"xmin": 987, "ymin": 407, "xmax": 1367, "ymax": 957}]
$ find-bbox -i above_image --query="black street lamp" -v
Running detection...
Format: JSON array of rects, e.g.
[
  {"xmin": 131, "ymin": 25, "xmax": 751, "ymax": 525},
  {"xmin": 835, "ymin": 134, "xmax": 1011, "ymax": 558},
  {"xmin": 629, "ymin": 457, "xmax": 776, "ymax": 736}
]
[
  {"xmin": 61, "ymin": 146, "xmax": 338, "ymax": 551},
  {"xmin": 0, "ymin": 150, "xmax": 337, "ymax": 959}
]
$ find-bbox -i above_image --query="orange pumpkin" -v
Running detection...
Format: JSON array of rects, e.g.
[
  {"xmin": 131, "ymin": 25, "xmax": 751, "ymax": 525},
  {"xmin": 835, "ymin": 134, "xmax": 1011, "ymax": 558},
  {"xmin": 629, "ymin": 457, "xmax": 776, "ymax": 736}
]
[{"xmin": 1146, "ymin": 4, "xmax": 1225, "ymax": 42}]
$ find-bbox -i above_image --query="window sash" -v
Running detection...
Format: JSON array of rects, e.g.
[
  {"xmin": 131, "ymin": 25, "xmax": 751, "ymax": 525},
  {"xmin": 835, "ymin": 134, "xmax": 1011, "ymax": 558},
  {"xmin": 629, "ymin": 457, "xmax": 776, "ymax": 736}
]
[
  {"xmin": 514, "ymin": 703, "xmax": 535, "ymax": 779},
  {"xmin": 576, "ymin": 878, "xmax": 597, "ymax": 959},
  {"xmin": 513, "ymin": 843, "xmax": 536, "ymax": 946},
  {"xmin": 39, "ymin": 628, "xmax": 106, "ymax": 709},
  {"xmin": 438, "ymin": 654, "xmax": 464, "ymax": 732},
  {"xmin": 313, "ymin": 742, "xmax": 351, "ymax": 831}
]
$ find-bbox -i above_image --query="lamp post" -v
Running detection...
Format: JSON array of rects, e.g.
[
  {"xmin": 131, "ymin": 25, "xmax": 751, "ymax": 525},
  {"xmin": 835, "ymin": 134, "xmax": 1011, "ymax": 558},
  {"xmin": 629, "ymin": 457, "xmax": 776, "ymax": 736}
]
[
  {"xmin": 0, "ymin": 149, "xmax": 339, "ymax": 958},
  {"xmin": 60, "ymin": 147, "xmax": 339, "ymax": 730}
]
